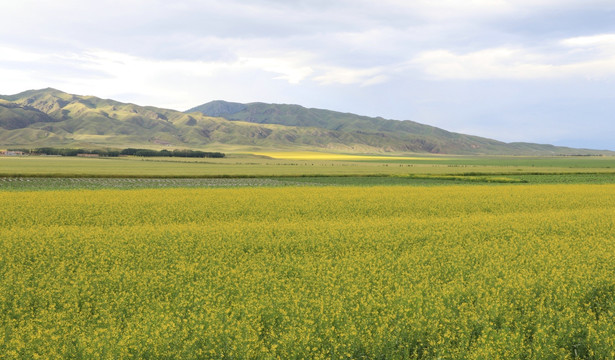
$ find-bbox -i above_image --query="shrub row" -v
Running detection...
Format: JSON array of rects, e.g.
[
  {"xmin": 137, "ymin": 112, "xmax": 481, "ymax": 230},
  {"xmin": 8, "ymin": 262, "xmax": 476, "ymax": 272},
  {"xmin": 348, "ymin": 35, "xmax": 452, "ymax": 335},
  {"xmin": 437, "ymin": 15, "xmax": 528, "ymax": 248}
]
[{"xmin": 10, "ymin": 148, "xmax": 225, "ymax": 158}]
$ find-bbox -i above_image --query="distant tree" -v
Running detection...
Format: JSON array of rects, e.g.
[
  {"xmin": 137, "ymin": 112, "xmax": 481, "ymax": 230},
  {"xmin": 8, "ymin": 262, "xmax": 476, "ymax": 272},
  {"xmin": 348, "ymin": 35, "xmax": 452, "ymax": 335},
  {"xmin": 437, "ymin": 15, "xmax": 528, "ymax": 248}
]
[{"xmin": 120, "ymin": 148, "xmax": 139, "ymax": 156}]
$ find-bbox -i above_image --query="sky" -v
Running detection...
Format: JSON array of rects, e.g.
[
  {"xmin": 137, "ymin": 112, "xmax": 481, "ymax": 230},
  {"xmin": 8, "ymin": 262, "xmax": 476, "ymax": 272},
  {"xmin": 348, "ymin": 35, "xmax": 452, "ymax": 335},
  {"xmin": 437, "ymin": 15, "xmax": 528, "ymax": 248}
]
[{"xmin": 1, "ymin": 0, "xmax": 614, "ymax": 150}]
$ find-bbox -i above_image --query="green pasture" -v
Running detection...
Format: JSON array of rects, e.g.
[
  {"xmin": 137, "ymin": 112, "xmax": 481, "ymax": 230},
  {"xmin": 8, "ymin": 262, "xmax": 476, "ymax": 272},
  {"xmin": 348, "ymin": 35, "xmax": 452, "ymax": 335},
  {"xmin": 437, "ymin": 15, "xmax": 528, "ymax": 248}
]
[
  {"xmin": 2, "ymin": 155, "xmax": 615, "ymax": 179},
  {"xmin": 355, "ymin": 155, "xmax": 615, "ymax": 168}
]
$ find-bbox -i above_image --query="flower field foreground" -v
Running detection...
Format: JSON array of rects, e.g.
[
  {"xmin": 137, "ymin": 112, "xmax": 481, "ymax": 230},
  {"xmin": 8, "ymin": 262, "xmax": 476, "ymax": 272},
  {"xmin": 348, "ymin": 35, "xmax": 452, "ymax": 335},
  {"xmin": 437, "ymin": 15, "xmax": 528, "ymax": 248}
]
[{"xmin": 1, "ymin": 185, "xmax": 615, "ymax": 359}]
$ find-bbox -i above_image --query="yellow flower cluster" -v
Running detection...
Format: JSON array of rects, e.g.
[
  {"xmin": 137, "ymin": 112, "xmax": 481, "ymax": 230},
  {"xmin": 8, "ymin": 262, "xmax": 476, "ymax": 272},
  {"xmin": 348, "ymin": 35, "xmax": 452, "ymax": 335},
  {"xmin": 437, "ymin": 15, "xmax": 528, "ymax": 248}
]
[{"xmin": 1, "ymin": 184, "xmax": 615, "ymax": 358}]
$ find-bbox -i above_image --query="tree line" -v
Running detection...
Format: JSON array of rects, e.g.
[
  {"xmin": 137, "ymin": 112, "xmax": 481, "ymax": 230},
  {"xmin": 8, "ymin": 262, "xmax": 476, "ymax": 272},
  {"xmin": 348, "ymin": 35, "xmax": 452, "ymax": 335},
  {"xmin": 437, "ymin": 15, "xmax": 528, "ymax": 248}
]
[
  {"xmin": 119, "ymin": 148, "xmax": 225, "ymax": 158},
  {"xmin": 11, "ymin": 148, "xmax": 225, "ymax": 158}
]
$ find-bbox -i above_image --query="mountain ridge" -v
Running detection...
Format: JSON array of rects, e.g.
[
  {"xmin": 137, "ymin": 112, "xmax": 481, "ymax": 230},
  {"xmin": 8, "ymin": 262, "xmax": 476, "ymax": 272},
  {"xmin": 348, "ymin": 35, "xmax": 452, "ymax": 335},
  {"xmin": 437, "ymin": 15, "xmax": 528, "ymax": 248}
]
[
  {"xmin": 187, "ymin": 100, "xmax": 613, "ymax": 155},
  {"xmin": 0, "ymin": 89, "xmax": 611, "ymax": 155}
]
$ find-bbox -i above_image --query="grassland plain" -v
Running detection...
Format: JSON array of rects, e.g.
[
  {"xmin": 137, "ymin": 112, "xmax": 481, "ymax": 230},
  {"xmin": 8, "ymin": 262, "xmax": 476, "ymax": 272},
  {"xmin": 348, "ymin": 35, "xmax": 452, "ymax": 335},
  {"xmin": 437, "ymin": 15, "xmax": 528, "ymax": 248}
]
[
  {"xmin": 2, "ymin": 185, "xmax": 615, "ymax": 359},
  {"xmin": 2, "ymin": 155, "xmax": 615, "ymax": 179},
  {"xmin": 2, "ymin": 154, "xmax": 615, "ymax": 191}
]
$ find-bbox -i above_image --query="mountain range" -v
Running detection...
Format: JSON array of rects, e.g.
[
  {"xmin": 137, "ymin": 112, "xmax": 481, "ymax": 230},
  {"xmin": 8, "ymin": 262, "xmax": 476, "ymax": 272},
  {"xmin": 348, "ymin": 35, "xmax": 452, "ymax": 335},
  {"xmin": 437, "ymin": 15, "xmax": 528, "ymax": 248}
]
[{"xmin": 0, "ymin": 88, "xmax": 610, "ymax": 155}]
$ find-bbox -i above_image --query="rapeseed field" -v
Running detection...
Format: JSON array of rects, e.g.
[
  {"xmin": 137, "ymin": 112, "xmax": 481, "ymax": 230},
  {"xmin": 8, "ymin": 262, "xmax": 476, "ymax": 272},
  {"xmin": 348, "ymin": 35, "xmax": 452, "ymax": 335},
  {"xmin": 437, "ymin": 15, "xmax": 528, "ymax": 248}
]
[
  {"xmin": 251, "ymin": 151, "xmax": 448, "ymax": 161},
  {"xmin": 1, "ymin": 185, "xmax": 614, "ymax": 359}
]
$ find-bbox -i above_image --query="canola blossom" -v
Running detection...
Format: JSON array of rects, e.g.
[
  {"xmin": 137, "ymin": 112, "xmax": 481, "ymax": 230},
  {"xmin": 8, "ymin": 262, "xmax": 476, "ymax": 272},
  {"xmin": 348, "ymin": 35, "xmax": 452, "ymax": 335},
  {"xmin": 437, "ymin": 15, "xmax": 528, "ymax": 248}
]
[
  {"xmin": 1, "ymin": 185, "xmax": 615, "ymax": 359},
  {"xmin": 251, "ymin": 151, "xmax": 448, "ymax": 161}
]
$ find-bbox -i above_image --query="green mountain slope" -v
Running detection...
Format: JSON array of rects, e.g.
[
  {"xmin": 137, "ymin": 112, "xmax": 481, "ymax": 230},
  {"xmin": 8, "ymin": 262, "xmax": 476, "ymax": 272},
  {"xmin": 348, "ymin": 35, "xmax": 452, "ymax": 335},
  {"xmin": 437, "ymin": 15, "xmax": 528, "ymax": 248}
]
[
  {"xmin": 0, "ymin": 89, "xmax": 338, "ymax": 150},
  {"xmin": 188, "ymin": 100, "xmax": 612, "ymax": 155},
  {"xmin": 0, "ymin": 89, "xmax": 611, "ymax": 155}
]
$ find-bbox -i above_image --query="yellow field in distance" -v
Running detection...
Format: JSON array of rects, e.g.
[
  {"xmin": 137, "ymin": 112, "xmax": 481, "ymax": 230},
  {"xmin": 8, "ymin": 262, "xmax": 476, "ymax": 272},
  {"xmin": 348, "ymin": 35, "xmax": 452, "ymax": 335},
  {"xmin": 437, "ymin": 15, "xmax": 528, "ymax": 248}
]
[{"xmin": 253, "ymin": 151, "xmax": 449, "ymax": 161}]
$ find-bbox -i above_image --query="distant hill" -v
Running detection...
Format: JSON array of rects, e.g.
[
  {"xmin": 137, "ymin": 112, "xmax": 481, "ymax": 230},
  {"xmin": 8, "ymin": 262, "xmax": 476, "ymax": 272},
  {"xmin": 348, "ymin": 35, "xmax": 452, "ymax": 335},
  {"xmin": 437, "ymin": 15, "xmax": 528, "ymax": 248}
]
[
  {"xmin": 0, "ymin": 89, "xmax": 611, "ymax": 155},
  {"xmin": 0, "ymin": 88, "xmax": 339, "ymax": 151},
  {"xmin": 188, "ymin": 100, "xmax": 613, "ymax": 155}
]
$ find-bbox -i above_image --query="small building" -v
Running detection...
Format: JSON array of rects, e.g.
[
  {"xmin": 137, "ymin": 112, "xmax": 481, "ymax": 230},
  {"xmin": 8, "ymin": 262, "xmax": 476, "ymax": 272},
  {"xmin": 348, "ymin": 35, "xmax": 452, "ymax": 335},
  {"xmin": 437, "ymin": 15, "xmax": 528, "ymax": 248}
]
[{"xmin": 0, "ymin": 150, "xmax": 25, "ymax": 156}]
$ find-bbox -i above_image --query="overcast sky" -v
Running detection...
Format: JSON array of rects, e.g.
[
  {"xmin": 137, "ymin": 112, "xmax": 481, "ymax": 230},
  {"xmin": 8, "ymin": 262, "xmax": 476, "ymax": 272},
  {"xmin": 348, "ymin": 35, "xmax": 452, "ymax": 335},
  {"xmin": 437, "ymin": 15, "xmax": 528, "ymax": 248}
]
[{"xmin": 2, "ymin": 0, "xmax": 614, "ymax": 150}]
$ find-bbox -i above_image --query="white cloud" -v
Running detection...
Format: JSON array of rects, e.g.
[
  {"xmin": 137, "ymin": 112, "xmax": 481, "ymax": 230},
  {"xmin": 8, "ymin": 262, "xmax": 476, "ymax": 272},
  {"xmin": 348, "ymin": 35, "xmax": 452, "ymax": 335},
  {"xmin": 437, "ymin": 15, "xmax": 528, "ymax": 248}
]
[
  {"xmin": 0, "ymin": 44, "xmax": 323, "ymax": 109},
  {"xmin": 313, "ymin": 66, "xmax": 389, "ymax": 86},
  {"xmin": 561, "ymin": 34, "xmax": 615, "ymax": 52},
  {"xmin": 238, "ymin": 55, "xmax": 314, "ymax": 84},
  {"xmin": 0, "ymin": 47, "xmax": 46, "ymax": 62},
  {"xmin": 412, "ymin": 33, "xmax": 615, "ymax": 80},
  {"xmin": 412, "ymin": 48, "xmax": 557, "ymax": 80}
]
